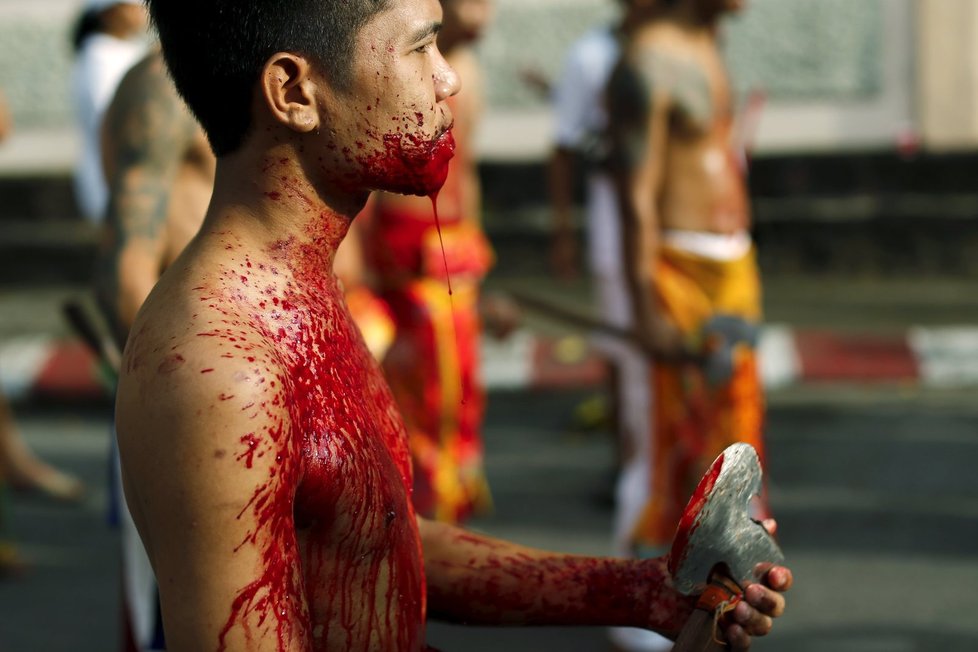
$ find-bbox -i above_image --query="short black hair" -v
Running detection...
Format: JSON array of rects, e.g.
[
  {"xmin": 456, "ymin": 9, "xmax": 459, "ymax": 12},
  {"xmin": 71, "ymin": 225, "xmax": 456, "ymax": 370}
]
[
  {"xmin": 146, "ymin": 0, "xmax": 392, "ymax": 157},
  {"xmin": 71, "ymin": 9, "xmax": 103, "ymax": 53}
]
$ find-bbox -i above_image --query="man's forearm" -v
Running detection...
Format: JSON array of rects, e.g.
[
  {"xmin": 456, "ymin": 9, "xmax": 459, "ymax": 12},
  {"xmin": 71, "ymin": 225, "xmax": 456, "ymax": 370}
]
[
  {"xmin": 549, "ymin": 148, "xmax": 576, "ymax": 235},
  {"xmin": 619, "ymin": 179, "xmax": 660, "ymax": 351},
  {"xmin": 422, "ymin": 520, "xmax": 692, "ymax": 634}
]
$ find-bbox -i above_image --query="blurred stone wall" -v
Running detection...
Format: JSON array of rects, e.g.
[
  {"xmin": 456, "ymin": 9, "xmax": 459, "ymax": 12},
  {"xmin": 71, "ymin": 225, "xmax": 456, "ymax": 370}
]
[
  {"xmin": 0, "ymin": 0, "xmax": 918, "ymax": 163},
  {"xmin": 478, "ymin": 0, "xmax": 884, "ymax": 109},
  {"xmin": 0, "ymin": 2, "xmax": 77, "ymax": 130},
  {"xmin": 0, "ymin": 0, "xmax": 886, "ymax": 124},
  {"xmin": 725, "ymin": 0, "xmax": 883, "ymax": 100}
]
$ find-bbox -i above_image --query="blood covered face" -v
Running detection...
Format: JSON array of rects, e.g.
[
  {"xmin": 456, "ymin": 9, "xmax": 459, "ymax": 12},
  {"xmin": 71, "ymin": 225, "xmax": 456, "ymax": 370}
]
[{"xmin": 314, "ymin": 0, "xmax": 461, "ymax": 198}]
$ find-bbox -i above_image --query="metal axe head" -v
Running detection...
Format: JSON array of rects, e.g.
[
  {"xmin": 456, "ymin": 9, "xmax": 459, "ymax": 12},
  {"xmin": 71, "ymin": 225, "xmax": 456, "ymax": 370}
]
[{"xmin": 667, "ymin": 443, "xmax": 784, "ymax": 596}]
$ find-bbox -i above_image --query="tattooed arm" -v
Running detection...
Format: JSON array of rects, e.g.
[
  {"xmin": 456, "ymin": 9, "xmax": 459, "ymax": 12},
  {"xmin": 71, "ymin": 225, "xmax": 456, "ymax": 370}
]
[
  {"xmin": 420, "ymin": 518, "xmax": 791, "ymax": 647},
  {"xmin": 96, "ymin": 53, "xmax": 197, "ymax": 347},
  {"xmin": 607, "ymin": 49, "xmax": 685, "ymax": 358}
]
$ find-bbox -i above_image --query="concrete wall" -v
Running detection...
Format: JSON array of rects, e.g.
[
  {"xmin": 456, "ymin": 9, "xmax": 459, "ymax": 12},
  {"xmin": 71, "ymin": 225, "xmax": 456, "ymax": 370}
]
[
  {"xmin": 476, "ymin": 0, "xmax": 916, "ymax": 159},
  {"xmin": 0, "ymin": 0, "xmax": 963, "ymax": 168},
  {"xmin": 916, "ymin": 0, "xmax": 978, "ymax": 151}
]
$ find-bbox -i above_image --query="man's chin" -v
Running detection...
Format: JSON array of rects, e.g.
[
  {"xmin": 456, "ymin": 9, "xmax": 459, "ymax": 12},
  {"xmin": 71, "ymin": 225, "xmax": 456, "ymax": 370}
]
[{"xmin": 363, "ymin": 130, "xmax": 456, "ymax": 198}]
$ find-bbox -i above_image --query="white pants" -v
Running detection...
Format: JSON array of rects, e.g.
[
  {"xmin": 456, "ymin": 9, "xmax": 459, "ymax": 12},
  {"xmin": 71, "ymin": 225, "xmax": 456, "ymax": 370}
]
[{"xmin": 112, "ymin": 432, "xmax": 164, "ymax": 651}]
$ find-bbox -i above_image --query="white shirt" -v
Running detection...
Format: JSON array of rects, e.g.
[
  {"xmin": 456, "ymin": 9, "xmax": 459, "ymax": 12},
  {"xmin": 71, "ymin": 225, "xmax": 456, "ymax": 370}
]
[
  {"xmin": 72, "ymin": 34, "xmax": 147, "ymax": 223},
  {"xmin": 552, "ymin": 26, "xmax": 622, "ymax": 278}
]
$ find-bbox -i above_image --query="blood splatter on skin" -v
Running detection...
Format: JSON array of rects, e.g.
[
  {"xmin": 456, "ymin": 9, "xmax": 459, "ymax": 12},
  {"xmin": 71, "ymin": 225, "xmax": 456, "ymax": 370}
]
[
  {"xmin": 157, "ymin": 353, "xmax": 186, "ymax": 374},
  {"xmin": 424, "ymin": 529, "xmax": 694, "ymax": 636},
  {"xmin": 193, "ymin": 126, "xmax": 456, "ymax": 649},
  {"xmin": 198, "ymin": 237, "xmax": 427, "ymax": 650}
]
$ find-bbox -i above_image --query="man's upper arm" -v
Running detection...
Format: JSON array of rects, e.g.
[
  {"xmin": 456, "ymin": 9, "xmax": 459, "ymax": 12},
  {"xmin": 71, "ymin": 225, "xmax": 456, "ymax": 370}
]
[
  {"xmin": 607, "ymin": 50, "xmax": 672, "ymax": 212},
  {"xmin": 97, "ymin": 59, "xmax": 197, "ymax": 337},
  {"xmin": 606, "ymin": 49, "xmax": 674, "ymax": 328},
  {"xmin": 117, "ymin": 345, "xmax": 309, "ymax": 650}
]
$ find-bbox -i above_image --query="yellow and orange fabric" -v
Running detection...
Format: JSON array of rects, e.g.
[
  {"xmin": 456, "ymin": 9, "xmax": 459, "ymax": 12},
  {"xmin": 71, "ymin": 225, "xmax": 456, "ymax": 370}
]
[{"xmin": 630, "ymin": 245, "xmax": 769, "ymax": 550}]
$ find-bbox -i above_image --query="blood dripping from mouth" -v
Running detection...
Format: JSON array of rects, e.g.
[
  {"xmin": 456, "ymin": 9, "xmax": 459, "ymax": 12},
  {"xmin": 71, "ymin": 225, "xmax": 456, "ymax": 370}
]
[{"xmin": 358, "ymin": 129, "xmax": 456, "ymax": 198}]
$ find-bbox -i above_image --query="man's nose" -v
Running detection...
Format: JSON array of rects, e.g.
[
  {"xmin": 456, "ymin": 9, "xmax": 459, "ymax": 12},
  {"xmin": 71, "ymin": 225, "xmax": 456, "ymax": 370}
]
[{"xmin": 434, "ymin": 60, "xmax": 461, "ymax": 102}]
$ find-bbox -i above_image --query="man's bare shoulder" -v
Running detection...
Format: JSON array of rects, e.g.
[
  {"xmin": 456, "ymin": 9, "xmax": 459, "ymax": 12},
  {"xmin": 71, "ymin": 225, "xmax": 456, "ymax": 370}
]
[
  {"xmin": 615, "ymin": 26, "xmax": 712, "ymax": 126},
  {"xmin": 117, "ymin": 269, "xmax": 287, "ymax": 455},
  {"xmin": 117, "ymin": 51, "xmax": 180, "ymax": 103}
]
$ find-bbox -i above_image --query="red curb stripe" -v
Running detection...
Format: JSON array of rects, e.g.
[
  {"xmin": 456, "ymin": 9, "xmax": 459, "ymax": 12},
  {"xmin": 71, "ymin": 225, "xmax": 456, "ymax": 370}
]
[
  {"xmin": 794, "ymin": 331, "xmax": 919, "ymax": 382},
  {"xmin": 33, "ymin": 340, "xmax": 106, "ymax": 400}
]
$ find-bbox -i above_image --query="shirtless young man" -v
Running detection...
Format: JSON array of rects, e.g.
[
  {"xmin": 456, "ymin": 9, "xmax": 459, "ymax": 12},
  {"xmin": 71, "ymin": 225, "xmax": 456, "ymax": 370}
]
[
  {"xmin": 608, "ymin": 0, "xmax": 771, "ymax": 556},
  {"xmin": 116, "ymin": 0, "xmax": 790, "ymax": 649},
  {"xmin": 359, "ymin": 0, "xmax": 497, "ymax": 523},
  {"xmin": 95, "ymin": 51, "xmax": 215, "ymax": 651}
]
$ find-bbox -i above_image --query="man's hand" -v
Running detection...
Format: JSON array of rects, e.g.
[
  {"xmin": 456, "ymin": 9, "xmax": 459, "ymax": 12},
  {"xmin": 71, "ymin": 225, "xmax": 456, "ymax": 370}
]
[
  {"xmin": 721, "ymin": 564, "xmax": 792, "ymax": 650},
  {"xmin": 634, "ymin": 315, "xmax": 697, "ymax": 362},
  {"xmin": 716, "ymin": 518, "xmax": 791, "ymax": 649}
]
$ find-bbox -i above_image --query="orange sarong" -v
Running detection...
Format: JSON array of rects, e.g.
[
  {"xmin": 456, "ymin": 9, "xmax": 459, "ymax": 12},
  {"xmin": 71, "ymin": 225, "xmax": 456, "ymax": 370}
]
[
  {"xmin": 369, "ymin": 207, "xmax": 495, "ymax": 523},
  {"xmin": 630, "ymin": 245, "xmax": 769, "ymax": 551}
]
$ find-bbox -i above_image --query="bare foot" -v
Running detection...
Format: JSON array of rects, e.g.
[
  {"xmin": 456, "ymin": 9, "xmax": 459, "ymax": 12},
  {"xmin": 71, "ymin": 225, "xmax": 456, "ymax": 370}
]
[
  {"xmin": 0, "ymin": 541, "xmax": 28, "ymax": 578},
  {"xmin": 9, "ymin": 465, "xmax": 86, "ymax": 503}
]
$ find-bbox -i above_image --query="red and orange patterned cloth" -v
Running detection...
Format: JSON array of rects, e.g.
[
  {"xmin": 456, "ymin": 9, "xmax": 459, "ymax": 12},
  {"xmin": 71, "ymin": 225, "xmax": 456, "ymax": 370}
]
[
  {"xmin": 631, "ymin": 245, "xmax": 770, "ymax": 550},
  {"xmin": 362, "ymin": 205, "xmax": 494, "ymax": 522}
]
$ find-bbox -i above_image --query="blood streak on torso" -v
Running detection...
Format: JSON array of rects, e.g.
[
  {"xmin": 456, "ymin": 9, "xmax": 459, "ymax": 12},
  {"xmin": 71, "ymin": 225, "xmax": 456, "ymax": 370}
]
[{"xmin": 205, "ymin": 216, "xmax": 426, "ymax": 651}]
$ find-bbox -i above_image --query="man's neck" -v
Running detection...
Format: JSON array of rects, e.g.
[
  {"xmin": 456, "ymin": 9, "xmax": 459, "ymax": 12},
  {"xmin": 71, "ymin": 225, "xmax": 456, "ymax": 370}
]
[
  {"xmin": 666, "ymin": 5, "xmax": 723, "ymax": 37},
  {"xmin": 204, "ymin": 144, "xmax": 365, "ymax": 281}
]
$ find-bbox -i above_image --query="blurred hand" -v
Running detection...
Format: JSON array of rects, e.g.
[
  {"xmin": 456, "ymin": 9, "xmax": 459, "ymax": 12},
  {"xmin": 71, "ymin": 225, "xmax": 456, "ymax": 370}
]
[
  {"xmin": 550, "ymin": 231, "xmax": 579, "ymax": 282},
  {"xmin": 480, "ymin": 292, "xmax": 522, "ymax": 340},
  {"xmin": 634, "ymin": 316, "xmax": 692, "ymax": 362},
  {"xmin": 518, "ymin": 66, "xmax": 552, "ymax": 100}
]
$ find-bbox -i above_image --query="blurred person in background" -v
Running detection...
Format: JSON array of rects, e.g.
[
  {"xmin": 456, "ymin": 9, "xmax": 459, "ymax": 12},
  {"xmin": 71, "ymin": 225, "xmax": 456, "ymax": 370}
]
[
  {"xmin": 334, "ymin": 222, "xmax": 398, "ymax": 363},
  {"xmin": 607, "ymin": 0, "xmax": 771, "ymax": 600},
  {"xmin": 71, "ymin": 0, "xmax": 148, "ymax": 223},
  {"xmin": 0, "ymin": 92, "xmax": 83, "ymax": 580},
  {"xmin": 551, "ymin": 3, "xmax": 682, "ymax": 650},
  {"xmin": 95, "ymin": 50, "xmax": 215, "ymax": 652},
  {"xmin": 359, "ymin": 0, "xmax": 504, "ymax": 523},
  {"xmin": 1, "ymin": 90, "xmax": 84, "ymax": 575}
]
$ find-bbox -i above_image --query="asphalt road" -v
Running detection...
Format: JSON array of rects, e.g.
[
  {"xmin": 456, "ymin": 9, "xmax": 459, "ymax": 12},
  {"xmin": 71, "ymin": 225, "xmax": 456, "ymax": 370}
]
[{"xmin": 2, "ymin": 386, "xmax": 977, "ymax": 652}]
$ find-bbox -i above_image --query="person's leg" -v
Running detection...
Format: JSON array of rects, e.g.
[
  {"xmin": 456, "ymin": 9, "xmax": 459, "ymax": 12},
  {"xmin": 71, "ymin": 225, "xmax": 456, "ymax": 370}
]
[
  {"xmin": 0, "ymin": 393, "xmax": 84, "ymax": 501},
  {"xmin": 0, "ymin": 395, "xmax": 27, "ymax": 576}
]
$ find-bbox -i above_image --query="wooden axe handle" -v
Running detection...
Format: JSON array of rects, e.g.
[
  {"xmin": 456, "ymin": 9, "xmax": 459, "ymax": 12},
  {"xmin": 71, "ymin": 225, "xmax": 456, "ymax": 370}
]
[
  {"xmin": 505, "ymin": 289, "xmax": 634, "ymax": 342},
  {"xmin": 673, "ymin": 608, "xmax": 728, "ymax": 651},
  {"xmin": 673, "ymin": 575, "xmax": 743, "ymax": 651},
  {"xmin": 61, "ymin": 300, "xmax": 122, "ymax": 376}
]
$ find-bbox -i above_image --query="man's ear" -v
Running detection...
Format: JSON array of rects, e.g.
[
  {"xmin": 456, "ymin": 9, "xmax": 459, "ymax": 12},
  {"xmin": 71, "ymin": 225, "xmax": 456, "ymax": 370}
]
[{"xmin": 260, "ymin": 53, "xmax": 321, "ymax": 133}]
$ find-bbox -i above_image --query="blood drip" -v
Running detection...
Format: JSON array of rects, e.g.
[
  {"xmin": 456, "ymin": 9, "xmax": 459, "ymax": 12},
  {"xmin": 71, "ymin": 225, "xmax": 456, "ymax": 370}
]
[
  {"xmin": 668, "ymin": 452, "xmax": 725, "ymax": 579},
  {"xmin": 428, "ymin": 191, "xmax": 467, "ymax": 407},
  {"xmin": 428, "ymin": 191, "xmax": 453, "ymax": 297}
]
